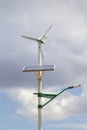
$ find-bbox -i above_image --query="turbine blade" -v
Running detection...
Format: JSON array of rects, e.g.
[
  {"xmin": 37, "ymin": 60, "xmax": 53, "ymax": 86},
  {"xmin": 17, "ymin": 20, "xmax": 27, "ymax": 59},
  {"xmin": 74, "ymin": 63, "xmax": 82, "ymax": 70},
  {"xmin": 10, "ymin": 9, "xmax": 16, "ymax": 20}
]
[
  {"xmin": 43, "ymin": 25, "xmax": 53, "ymax": 37},
  {"xmin": 22, "ymin": 35, "xmax": 38, "ymax": 42}
]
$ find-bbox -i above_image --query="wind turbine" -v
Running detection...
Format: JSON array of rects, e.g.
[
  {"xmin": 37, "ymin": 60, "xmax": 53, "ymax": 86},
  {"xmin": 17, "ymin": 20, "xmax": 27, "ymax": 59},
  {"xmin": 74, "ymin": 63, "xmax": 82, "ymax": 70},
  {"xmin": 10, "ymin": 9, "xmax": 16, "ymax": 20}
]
[
  {"xmin": 22, "ymin": 25, "xmax": 53, "ymax": 44},
  {"xmin": 22, "ymin": 25, "xmax": 53, "ymax": 59}
]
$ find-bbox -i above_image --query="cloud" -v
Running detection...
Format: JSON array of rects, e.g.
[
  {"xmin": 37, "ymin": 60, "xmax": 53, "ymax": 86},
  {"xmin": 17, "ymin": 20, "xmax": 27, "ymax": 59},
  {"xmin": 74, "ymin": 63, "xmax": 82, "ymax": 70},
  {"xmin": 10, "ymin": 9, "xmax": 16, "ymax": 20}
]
[
  {"xmin": 4, "ymin": 86, "xmax": 87, "ymax": 121},
  {"xmin": 0, "ymin": 0, "xmax": 87, "ymax": 123},
  {"xmin": 51, "ymin": 123, "xmax": 87, "ymax": 129},
  {"xmin": 0, "ymin": 0, "xmax": 87, "ymax": 88}
]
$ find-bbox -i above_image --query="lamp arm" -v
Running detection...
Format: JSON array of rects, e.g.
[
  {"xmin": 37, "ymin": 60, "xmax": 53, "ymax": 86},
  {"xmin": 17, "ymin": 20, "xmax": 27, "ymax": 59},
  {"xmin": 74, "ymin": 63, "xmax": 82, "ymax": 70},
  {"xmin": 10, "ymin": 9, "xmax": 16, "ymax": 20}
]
[
  {"xmin": 41, "ymin": 87, "xmax": 68, "ymax": 108},
  {"xmin": 41, "ymin": 85, "xmax": 81, "ymax": 108}
]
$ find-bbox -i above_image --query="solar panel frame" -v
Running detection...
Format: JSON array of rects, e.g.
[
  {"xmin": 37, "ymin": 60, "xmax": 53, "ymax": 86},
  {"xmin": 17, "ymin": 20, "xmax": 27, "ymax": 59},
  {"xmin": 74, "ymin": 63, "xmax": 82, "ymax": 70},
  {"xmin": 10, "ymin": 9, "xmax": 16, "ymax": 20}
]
[{"xmin": 22, "ymin": 65, "xmax": 55, "ymax": 72}]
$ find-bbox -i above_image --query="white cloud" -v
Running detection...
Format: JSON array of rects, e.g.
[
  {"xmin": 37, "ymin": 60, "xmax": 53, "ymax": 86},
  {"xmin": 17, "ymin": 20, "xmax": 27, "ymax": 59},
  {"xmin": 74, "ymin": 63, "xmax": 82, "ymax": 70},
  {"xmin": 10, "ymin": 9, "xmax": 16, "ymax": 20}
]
[
  {"xmin": 5, "ymin": 86, "xmax": 87, "ymax": 121},
  {"xmin": 51, "ymin": 123, "xmax": 87, "ymax": 129}
]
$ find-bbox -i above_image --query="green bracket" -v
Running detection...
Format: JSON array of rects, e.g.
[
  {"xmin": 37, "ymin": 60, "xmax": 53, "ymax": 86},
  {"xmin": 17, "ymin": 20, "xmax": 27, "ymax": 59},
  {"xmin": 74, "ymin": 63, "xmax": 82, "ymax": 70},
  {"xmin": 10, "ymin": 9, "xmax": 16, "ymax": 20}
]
[
  {"xmin": 38, "ymin": 105, "xmax": 42, "ymax": 109},
  {"xmin": 33, "ymin": 87, "xmax": 69, "ymax": 108},
  {"xmin": 34, "ymin": 92, "xmax": 57, "ymax": 109},
  {"xmin": 34, "ymin": 92, "xmax": 56, "ymax": 99}
]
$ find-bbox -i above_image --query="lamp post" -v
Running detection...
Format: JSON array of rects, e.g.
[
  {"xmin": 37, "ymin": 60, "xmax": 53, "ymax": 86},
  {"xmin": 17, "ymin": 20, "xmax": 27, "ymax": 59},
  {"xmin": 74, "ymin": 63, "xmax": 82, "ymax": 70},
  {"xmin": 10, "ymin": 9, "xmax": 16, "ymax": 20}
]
[
  {"xmin": 38, "ymin": 43, "xmax": 42, "ymax": 130},
  {"xmin": 22, "ymin": 25, "xmax": 54, "ymax": 130}
]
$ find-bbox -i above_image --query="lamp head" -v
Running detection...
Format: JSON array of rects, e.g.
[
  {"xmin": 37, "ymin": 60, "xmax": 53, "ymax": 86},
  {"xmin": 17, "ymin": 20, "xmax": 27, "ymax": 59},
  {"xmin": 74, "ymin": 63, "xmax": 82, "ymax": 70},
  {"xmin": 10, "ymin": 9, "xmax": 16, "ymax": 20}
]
[{"xmin": 68, "ymin": 84, "xmax": 81, "ymax": 89}]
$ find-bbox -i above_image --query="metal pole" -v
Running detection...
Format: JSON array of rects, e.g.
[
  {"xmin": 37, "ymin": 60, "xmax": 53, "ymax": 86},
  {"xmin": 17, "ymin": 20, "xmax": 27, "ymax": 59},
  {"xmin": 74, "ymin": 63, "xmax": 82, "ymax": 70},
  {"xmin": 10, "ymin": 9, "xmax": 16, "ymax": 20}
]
[{"xmin": 38, "ymin": 43, "xmax": 42, "ymax": 130}]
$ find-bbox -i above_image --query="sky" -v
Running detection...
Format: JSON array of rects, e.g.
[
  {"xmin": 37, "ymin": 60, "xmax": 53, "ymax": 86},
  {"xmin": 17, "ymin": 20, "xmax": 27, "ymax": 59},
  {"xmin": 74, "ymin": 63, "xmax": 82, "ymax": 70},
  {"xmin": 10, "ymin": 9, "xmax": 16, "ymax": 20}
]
[{"xmin": 0, "ymin": 0, "xmax": 87, "ymax": 130}]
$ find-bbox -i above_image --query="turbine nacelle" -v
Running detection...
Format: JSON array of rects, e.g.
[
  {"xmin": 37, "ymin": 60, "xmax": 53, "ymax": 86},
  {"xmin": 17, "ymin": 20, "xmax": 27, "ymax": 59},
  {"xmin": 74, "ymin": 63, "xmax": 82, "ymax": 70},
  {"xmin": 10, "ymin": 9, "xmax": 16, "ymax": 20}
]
[{"xmin": 38, "ymin": 36, "xmax": 47, "ymax": 44}]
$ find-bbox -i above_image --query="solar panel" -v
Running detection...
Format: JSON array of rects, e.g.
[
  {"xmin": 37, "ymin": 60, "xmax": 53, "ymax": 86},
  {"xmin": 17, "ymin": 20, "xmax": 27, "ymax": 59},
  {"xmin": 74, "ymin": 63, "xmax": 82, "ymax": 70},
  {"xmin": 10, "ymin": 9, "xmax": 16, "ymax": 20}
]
[{"xmin": 22, "ymin": 65, "xmax": 55, "ymax": 72}]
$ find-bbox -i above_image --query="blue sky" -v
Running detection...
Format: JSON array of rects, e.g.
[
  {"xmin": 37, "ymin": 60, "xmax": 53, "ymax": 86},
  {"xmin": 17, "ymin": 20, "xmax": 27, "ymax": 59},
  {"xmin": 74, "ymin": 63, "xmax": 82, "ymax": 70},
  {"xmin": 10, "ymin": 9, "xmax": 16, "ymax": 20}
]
[{"xmin": 0, "ymin": 0, "xmax": 87, "ymax": 130}]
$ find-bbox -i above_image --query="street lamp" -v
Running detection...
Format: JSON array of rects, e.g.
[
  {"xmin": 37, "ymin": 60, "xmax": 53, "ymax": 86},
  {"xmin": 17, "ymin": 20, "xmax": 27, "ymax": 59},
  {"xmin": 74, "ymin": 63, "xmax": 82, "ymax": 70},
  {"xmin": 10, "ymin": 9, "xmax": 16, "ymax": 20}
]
[{"xmin": 33, "ymin": 84, "xmax": 81, "ymax": 108}]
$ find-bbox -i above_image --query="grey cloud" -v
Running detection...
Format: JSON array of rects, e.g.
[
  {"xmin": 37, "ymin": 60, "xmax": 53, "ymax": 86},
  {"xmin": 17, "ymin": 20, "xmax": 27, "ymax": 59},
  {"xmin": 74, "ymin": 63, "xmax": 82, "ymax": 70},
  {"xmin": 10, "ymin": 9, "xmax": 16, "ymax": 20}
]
[{"xmin": 0, "ymin": 0, "xmax": 87, "ymax": 89}]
